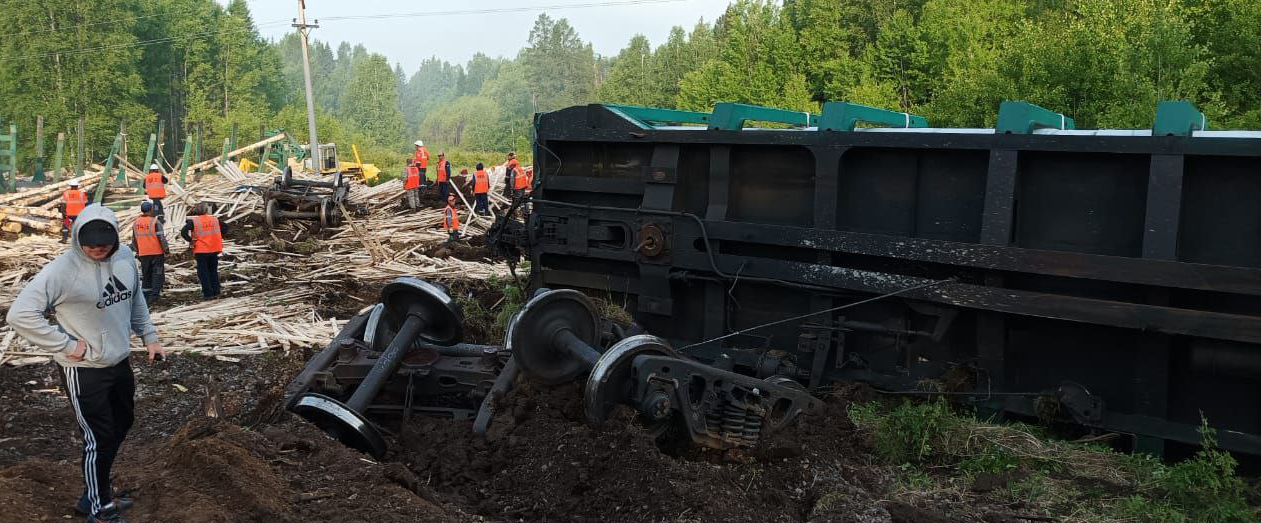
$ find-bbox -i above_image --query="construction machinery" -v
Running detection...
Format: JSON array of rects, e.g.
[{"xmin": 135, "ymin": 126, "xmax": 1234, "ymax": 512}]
[
  {"xmin": 484, "ymin": 99, "xmax": 1261, "ymax": 457},
  {"xmin": 304, "ymin": 143, "xmax": 340, "ymax": 175},
  {"xmin": 257, "ymin": 130, "xmax": 307, "ymax": 171},
  {"xmin": 339, "ymin": 144, "xmax": 381, "ymax": 184}
]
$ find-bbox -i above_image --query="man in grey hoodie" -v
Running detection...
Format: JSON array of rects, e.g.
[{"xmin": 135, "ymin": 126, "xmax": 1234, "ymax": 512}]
[{"xmin": 6, "ymin": 204, "xmax": 165, "ymax": 523}]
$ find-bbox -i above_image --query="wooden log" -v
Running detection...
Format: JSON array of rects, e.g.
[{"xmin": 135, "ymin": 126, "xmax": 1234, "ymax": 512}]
[
  {"xmin": 0, "ymin": 205, "xmax": 62, "ymax": 219},
  {"xmin": 0, "ymin": 171, "xmax": 105, "ymax": 205},
  {"xmin": 4, "ymin": 214, "xmax": 60, "ymax": 233},
  {"xmin": 1, "ymin": 223, "xmax": 22, "ymax": 233},
  {"xmin": 187, "ymin": 133, "xmax": 287, "ymax": 173}
]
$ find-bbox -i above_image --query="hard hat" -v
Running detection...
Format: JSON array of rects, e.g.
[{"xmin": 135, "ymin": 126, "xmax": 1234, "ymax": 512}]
[
  {"xmin": 149, "ymin": 162, "xmax": 160, "ymax": 171},
  {"xmin": 447, "ymin": 194, "xmax": 456, "ymax": 201},
  {"xmin": 414, "ymin": 140, "xmax": 424, "ymax": 147},
  {"xmin": 140, "ymin": 201, "xmax": 153, "ymax": 213},
  {"xmin": 69, "ymin": 180, "xmax": 80, "ymax": 187}
]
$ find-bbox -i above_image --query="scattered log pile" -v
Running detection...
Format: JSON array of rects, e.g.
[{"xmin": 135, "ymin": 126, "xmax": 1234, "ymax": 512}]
[
  {"xmin": 0, "ymin": 158, "xmax": 517, "ymax": 367},
  {"xmin": 0, "ymin": 285, "xmax": 347, "ymax": 367}
]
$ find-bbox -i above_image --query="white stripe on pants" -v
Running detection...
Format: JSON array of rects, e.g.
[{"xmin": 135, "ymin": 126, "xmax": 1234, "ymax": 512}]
[{"xmin": 63, "ymin": 366, "xmax": 102, "ymax": 514}]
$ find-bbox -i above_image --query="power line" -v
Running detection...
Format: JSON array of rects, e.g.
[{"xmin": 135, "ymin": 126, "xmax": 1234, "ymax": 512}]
[
  {"xmin": 319, "ymin": 0, "xmax": 688, "ymax": 21},
  {"xmin": 0, "ymin": 8, "xmax": 202, "ymax": 40},
  {"xmin": 0, "ymin": 20, "xmax": 292, "ymax": 62},
  {"xmin": 0, "ymin": 0, "xmax": 687, "ymax": 63}
]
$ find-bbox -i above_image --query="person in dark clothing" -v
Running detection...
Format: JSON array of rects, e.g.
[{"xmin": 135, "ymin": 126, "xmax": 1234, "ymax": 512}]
[
  {"xmin": 502, "ymin": 152, "xmax": 519, "ymax": 200},
  {"xmin": 130, "ymin": 202, "xmax": 168, "ymax": 303},
  {"xmin": 470, "ymin": 162, "xmax": 490, "ymax": 216},
  {"xmin": 180, "ymin": 204, "xmax": 227, "ymax": 299},
  {"xmin": 435, "ymin": 152, "xmax": 453, "ymax": 202},
  {"xmin": 7, "ymin": 204, "xmax": 166, "ymax": 523},
  {"xmin": 144, "ymin": 163, "xmax": 169, "ymax": 219}
]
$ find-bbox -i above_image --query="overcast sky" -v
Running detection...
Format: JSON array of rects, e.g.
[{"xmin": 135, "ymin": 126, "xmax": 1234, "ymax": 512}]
[{"xmin": 222, "ymin": 0, "xmax": 731, "ymax": 73}]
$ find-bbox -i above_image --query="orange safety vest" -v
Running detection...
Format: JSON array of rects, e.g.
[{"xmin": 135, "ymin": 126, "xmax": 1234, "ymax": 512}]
[
  {"xmin": 444, "ymin": 205, "xmax": 460, "ymax": 233},
  {"xmin": 473, "ymin": 169, "xmax": 489, "ymax": 194},
  {"xmin": 404, "ymin": 166, "xmax": 421, "ymax": 190},
  {"xmin": 144, "ymin": 171, "xmax": 166, "ymax": 199},
  {"xmin": 436, "ymin": 159, "xmax": 449, "ymax": 183},
  {"xmin": 413, "ymin": 147, "xmax": 430, "ymax": 169},
  {"xmin": 192, "ymin": 215, "xmax": 223, "ymax": 254},
  {"xmin": 513, "ymin": 164, "xmax": 530, "ymax": 190},
  {"xmin": 62, "ymin": 189, "xmax": 87, "ymax": 218},
  {"xmin": 133, "ymin": 216, "xmax": 164, "ymax": 256},
  {"xmin": 524, "ymin": 168, "xmax": 534, "ymax": 189}
]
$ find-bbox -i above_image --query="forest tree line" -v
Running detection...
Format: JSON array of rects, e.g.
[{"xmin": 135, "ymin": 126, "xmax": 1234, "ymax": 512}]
[{"xmin": 0, "ymin": 0, "xmax": 1257, "ymax": 172}]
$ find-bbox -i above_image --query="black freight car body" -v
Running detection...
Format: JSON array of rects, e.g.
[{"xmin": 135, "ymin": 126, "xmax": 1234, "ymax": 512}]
[{"xmin": 505, "ymin": 102, "xmax": 1261, "ymax": 456}]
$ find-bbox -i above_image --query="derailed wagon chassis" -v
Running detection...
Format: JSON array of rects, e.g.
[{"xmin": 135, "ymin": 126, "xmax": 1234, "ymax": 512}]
[
  {"xmin": 264, "ymin": 166, "xmax": 349, "ymax": 227},
  {"xmin": 285, "ymin": 277, "xmax": 819, "ymax": 457},
  {"xmin": 488, "ymin": 101, "xmax": 1261, "ymax": 457}
]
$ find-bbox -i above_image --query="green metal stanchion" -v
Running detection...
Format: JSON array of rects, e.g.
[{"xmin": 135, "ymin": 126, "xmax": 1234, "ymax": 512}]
[
  {"xmin": 52, "ymin": 132, "xmax": 65, "ymax": 182},
  {"xmin": 94, "ymin": 133, "xmax": 123, "ymax": 204}
]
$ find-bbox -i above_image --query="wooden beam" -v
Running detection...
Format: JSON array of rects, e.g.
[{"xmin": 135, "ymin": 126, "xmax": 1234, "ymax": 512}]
[{"xmin": 186, "ymin": 133, "xmax": 288, "ymax": 173}]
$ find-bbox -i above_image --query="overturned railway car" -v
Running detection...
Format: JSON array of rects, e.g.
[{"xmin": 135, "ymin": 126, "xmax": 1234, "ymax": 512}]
[{"xmin": 495, "ymin": 101, "xmax": 1261, "ymax": 456}]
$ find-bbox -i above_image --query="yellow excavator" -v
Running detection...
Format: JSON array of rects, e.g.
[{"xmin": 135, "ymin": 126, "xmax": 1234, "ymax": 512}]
[{"xmin": 338, "ymin": 144, "xmax": 380, "ymax": 184}]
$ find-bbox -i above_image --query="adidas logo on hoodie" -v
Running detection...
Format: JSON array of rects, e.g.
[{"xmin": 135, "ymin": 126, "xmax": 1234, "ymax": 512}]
[{"xmin": 98, "ymin": 275, "xmax": 132, "ymax": 308}]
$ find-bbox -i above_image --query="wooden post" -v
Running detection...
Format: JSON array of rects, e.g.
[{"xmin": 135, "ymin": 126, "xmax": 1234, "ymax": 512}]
[
  {"xmin": 156, "ymin": 119, "xmax": 166, "ymax": 164},
  {"xmin": 180, "ymin": 137, "xmax": 192, "ymax": 186},
  {"xmin": 114, "ymin": 119, "xmax": 128, "ymax": 185},
  {"xmin": 32, "ymin": 116, "xmax": 45, "ymax": 184},
  {"xmin": 76, "ymin": 117, "xmax": 85, "ymax": 179}
]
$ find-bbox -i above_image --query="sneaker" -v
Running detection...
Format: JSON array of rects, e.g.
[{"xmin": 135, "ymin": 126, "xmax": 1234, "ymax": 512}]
[
  {"xmin": 76, "ymin": 495, "xmax": 133, "ymax": 516},
  {"xmin": 87, "ymin": 501, "xmax": 131, "ymax": 522}
]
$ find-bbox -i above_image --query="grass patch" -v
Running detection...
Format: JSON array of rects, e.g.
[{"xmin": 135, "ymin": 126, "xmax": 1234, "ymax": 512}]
[
  {"xmin": 848, "ymin": 400, "xmax": 1258, "ymax": 522},
  {"xmin": 492, "ymin": 278, "xmax": 525, "ymax": 339}
]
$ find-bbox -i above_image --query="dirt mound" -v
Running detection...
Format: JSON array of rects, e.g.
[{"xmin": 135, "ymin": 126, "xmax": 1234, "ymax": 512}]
[
  {"xmin": 0, "ymin": 417, "xmax": 470, "ymax": 523},
  {"xmin": 0, "ymin": 459, "xmax": 81, "ymax": 518}
]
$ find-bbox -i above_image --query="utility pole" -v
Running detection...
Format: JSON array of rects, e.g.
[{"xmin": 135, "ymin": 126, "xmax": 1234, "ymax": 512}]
[{"xmin": 294, "ymin": 0, "xmax": 321, "ymax": 175}]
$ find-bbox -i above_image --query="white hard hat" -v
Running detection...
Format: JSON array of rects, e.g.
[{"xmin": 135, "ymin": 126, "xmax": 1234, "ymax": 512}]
[
  {"xmin": 150, "ymin": 162, "xmax": 160, "ymax": 171},
  {"xmin": 414, "ymin": 140, "xmax": 424, "ymax": 147},
  {"xmin": 69, "ymin": 180, "xmax": 79, "ymax": 187}
]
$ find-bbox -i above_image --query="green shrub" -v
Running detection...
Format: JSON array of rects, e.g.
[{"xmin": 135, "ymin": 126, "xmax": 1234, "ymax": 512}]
[
  {"xmin": 1138, "ymin": 419, "xmax": 1255, "ymax": 523},
  {"xmin": 848, "ymin": 398, "xmax": 959, "ymax": 465},
  {"xmin": 850, "ymin": 399, "xmax": 1259, "ymax": 523}
]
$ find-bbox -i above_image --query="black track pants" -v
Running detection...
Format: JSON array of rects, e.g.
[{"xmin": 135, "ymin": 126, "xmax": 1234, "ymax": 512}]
[
  {"xmin": 195, "ymin": 253, "xmax": 220, "ymax": 298},
  {"xmin": 139, "ymin": 255, "xmax": 165, "ymax": 300},
  {"xmin": 59, "ymin": 360, "xmax": 135, "ymax": 516}
]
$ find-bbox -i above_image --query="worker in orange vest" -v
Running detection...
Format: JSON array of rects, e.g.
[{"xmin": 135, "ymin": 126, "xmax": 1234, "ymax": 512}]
[
  {"xmin": 470, "ymin": 162, "xmax": 490, "ymax": 216},
  {"xmin": 412, "ymin": 140, "xmax": 430, "ymax": 189},
  {"xmin": 60, "ymin": 180, "xmax": 88, "ymax": 243},
  {"xmin": 403, "ymin": 164, "xmax": 422, "ymax": 210},
  {"xmin": 523, "ymin": 166, "xmax": 534, "ymax": 193},
  {"xmin": 180, "ymin": 204, "xmax": 226, "ymax": 300},
  {"xmin": 130, "ymin": 201, "xmax": 169, "ymax": 303},
  {"xmin": 502, "ymin": 152, "xmax": 520, "ymax": 200},
  {"xmin": 511, "ymin": 156, "xmax": 530, "ymax": 200},
  {"xmin": 144, "ymin": 163, "xmax": 169, "ymax": 218},
  {"xmin": 434, "ymin": 152, "xmax": 452, "ymax": 202},
  {"xmin": 443, "ymin": 194, "xmax": 460, "ymax": 243}
]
